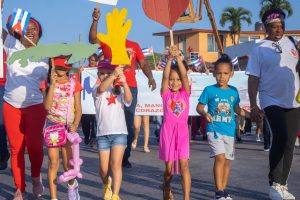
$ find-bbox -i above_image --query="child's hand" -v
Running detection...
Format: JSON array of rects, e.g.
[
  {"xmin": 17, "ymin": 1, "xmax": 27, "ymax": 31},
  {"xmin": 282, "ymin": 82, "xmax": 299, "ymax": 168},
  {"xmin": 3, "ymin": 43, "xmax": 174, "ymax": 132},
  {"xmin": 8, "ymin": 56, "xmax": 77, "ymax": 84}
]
[
  {"xmin": 50, "ymin": 65, "xmax": 57, "ymax": 85},
  {"xmin": 92, "ymin": 8, "xmax": 100, "ymax": 22},
  {"xmin": 169, "ymin": 45, "xmax": 179, "ymax": 59},
  {"xmin": 113, "ymin": 66, "xmax": 124, "ymax": 78},
  {"xmin": 204, "ymin": 112, "xmax": 213, "ymax": 122},
  {"xmin": 119, "ymin": 73, "xmax": 127, "ymax": 84},
  {"xmin": 69, "ymin": 123, "xmax": 78, "ymax": 133}
]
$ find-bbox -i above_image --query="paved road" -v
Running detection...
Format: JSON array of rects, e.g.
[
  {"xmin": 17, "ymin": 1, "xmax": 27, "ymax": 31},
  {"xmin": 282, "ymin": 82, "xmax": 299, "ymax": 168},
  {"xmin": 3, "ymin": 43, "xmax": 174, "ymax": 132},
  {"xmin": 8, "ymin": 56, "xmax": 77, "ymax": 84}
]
[{"xmin": 1, "ymin": 126, "xmax": 300, "ymax": 200}]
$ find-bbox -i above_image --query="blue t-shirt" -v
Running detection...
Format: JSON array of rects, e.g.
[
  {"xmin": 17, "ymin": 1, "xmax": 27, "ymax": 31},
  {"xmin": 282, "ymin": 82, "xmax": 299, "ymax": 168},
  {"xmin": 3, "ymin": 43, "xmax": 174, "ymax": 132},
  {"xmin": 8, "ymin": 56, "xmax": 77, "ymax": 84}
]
[{"xmin": 198, "ymin": 84, "xmax": 240, "ymax": 137}]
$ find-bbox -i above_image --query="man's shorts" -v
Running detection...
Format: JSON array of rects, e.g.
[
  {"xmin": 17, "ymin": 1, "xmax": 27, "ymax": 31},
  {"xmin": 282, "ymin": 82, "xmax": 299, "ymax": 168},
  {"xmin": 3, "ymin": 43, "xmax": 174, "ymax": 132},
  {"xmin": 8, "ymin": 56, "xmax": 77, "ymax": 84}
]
[
  {"xmin": 96, "ymin": 134, "xmax": 127, "ymax": 151},
  {"xmin": 207, "ymin": 132, "xmax": 235, "ymax": 160}
]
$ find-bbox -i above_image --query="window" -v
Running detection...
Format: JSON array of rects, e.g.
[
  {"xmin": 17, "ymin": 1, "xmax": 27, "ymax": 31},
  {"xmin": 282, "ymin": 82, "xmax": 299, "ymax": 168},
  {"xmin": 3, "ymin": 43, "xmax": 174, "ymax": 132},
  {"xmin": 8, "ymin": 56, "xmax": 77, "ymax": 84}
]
[
  {"xmin": 178, "ymin": 35, "xmax": 186, "ymax": 55},
  {"xmin": 208, "ymin": 34, "xmax": 223, "ymax": 52},
  {"xmin": 240, "ymin": 35, "xmax": 260, "ymax": 43}
]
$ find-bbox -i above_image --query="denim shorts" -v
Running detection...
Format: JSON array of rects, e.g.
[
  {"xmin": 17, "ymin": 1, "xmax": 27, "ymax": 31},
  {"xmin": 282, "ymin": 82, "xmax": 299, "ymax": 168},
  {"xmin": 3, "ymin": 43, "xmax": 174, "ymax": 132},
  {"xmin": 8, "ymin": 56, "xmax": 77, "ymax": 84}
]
[{"xmin": 96, "ymin": 134, "xmax": 127, "ymax": 151}]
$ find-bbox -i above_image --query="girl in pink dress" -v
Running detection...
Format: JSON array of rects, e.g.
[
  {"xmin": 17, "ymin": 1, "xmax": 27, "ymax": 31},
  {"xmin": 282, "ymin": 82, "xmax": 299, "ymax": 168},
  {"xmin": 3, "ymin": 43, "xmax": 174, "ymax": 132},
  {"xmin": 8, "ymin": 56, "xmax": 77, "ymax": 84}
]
[{"xmin": 160, "ymin": 46, "xmax": 191, "ymax": 200}]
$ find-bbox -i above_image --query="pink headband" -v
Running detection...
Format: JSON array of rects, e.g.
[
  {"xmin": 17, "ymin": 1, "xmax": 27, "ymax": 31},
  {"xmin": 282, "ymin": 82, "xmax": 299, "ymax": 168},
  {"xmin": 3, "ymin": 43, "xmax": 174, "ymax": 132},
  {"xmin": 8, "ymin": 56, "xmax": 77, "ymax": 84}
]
[
  {"xmin": 29, "ymin": 18, "xmax": 40, "ymax": 33},
  {"xmin": 265, "ymin": 13, "xmax": 285, "ymax": 24}
]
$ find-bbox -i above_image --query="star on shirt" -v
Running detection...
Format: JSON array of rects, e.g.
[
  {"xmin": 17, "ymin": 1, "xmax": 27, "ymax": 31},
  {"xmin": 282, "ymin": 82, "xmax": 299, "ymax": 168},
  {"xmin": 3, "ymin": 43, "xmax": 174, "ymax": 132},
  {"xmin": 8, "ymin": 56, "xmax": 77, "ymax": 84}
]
[{"xmin": 106, "ymin": 93, "xmax": 117, "ymax": 106}]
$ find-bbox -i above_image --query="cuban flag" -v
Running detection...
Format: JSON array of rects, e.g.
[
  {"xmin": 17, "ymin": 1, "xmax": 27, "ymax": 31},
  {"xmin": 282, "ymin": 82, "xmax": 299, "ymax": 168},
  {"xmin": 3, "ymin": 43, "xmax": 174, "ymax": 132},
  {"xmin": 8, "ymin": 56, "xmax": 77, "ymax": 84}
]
[
  {"xmin": 158, "ymin": 59, "xmax": 167, "ymax": 68},
  {"xmin": 8, "ymin": 8, "xmax": 31, "ymax": 36},
  {"xmin": 231, "ymin": 57, "xmax": 239, "ymax": 65},
  {"xmin": 191, "ymin": 56, "xmax": 204, "ymax": 68},
  {"xmin": 96, "ymin": 48, "xmax": 103, "ymax": 56},
  {"xmin": 142, "ymin": 47, "xmax": 154, "ymax": 57}
]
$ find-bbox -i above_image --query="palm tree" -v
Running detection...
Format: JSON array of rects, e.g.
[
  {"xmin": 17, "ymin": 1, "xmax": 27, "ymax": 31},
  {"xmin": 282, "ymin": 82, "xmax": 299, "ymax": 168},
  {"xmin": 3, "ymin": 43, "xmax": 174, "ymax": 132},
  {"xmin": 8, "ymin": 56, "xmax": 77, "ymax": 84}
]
[
  {"xmin": 259, "ymin": 0, "xmax": 293, "ymax": 18},
  {"xmin": 220, "ymin": 7, "xmax": 252, "ymax": 45}
]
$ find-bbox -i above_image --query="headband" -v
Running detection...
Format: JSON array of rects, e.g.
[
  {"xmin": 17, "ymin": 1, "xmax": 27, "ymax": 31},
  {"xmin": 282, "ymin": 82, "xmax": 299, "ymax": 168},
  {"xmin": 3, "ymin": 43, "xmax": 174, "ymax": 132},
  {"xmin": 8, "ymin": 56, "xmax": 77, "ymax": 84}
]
[{"xmin": 265, "ymin": 13, "xmax": 285, "ymax": 24}]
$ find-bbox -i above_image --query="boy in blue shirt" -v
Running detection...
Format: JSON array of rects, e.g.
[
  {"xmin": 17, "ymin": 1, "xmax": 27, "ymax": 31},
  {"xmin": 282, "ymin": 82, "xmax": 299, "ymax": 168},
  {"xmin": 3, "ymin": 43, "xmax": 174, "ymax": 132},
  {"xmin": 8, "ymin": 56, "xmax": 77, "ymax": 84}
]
[{"xmin": 197, "ymin": 55, "xmax": 250, "ymax": 200}]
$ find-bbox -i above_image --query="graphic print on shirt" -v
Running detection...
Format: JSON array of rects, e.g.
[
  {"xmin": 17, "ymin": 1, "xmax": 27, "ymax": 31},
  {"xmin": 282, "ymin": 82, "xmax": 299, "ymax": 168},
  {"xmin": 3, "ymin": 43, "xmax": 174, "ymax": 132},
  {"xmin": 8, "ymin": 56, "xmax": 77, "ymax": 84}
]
[
  {"xmin": 50, "ymin": 83, "xmax": 73, "ymax": 122},
  {"xmin": 106, "ymin": 92, "xmax": 117, "ymax": 106},
  {"xmin": 212, "ymin": 95, "xmax": 234, "ymax": 123},
  {"xmin": 167, "ymin": 99, "xmax": 186, "ymax": 118}
]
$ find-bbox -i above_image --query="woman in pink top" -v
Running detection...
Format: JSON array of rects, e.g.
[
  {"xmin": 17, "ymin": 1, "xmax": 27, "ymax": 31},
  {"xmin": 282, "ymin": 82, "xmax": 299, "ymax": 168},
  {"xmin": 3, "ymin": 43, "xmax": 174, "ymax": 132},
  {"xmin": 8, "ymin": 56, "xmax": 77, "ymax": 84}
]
[{"xmin": 160, "ymin": 46, "xmax": 191, "ymax": 200}]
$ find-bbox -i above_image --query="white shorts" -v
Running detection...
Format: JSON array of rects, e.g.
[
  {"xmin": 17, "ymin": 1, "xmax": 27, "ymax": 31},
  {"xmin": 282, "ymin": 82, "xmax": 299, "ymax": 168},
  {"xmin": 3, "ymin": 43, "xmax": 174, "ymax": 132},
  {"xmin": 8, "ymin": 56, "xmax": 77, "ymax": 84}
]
[{"xmin": 207, "ymin": 132, "xmax": 235, "ymax": 160}]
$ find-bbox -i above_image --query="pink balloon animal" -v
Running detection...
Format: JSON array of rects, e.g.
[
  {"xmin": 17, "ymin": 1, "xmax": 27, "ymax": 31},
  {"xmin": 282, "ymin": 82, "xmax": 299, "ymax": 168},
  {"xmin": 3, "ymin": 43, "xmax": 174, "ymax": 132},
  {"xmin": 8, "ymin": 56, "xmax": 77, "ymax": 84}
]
[{"xmin": 58, "ymin": 132, "xmax": 83, "ymax": 182}]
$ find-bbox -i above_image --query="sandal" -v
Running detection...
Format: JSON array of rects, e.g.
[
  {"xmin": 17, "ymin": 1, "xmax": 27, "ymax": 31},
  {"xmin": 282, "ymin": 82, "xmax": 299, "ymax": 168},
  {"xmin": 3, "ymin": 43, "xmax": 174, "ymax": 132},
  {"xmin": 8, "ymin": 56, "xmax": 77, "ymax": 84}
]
[
  {"xmin": 131, "ymin": 140, "xmax": 137, "ymax": 150},
  {"xmin": 144, "ymin": 146, "xmax": 150, "ymax": 153},
  {"xmin": 162, "ymin": 183, "xmax": 175, "ymax": 200}
]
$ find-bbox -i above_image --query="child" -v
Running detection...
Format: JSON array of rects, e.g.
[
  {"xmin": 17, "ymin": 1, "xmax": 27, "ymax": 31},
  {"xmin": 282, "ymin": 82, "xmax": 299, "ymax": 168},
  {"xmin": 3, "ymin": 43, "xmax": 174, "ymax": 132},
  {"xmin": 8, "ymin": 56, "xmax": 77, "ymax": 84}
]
[
  {"xmin": 160, "ymin": 46, "xmax": 191, "ymax": 200},
  {"xmin": 93, "ymin": 60, "xmax": 132, "ymax": 200},
  {"xmin": 41, "ymin": 56, "xmax": 82, "ymax": 200},
  {"xmin": 196, "ymin": 54, "xmax": 250, "ymax": 200}
]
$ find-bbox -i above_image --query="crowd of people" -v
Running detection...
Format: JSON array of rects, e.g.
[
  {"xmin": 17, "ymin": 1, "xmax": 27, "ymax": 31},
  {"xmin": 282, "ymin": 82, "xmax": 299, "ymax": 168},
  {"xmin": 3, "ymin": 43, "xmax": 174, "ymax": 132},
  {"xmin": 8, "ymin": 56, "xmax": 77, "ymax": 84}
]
[{"xmin": 0, "ymin": 3, "xmax": 299, "ymax": 200}]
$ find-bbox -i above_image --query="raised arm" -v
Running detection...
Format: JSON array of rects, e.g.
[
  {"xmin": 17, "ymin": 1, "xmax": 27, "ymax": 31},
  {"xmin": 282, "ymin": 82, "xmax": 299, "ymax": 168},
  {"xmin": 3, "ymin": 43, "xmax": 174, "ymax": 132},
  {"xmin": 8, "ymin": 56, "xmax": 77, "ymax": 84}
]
[
  {"xmin": 118, "ymin": 71, "xmax": 132, "ymax": 105},
  {"xmin": 161, "ymin": 58, "xmax": 172, "ymax": 94},
  {"xmin": 97, "ymin": 66, "xmax": 123, "ymax": 95},
  {"xmin": 89, "ymin": 8, "xmax": 100, "ymax": 44},
  {"xmin": 1, "ymin": 0, "xmax": 8, "ymax": 42}
]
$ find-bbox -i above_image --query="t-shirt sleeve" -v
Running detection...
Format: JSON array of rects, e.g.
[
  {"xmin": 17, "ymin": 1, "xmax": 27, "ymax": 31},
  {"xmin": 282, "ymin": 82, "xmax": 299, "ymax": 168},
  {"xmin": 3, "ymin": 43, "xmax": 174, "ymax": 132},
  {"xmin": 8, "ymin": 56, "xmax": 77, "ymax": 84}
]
[
  {"xmin": 134, "ymin": 42, "xmax": 145, "ymax": 61},
  {"xmin": 74, "ymin": 81, "xmax": 83, "ymax": 94},
  {"xmin": 92, "ymin": 83, "xmax": 100, "ymax": 98},
  {"xmin": 161, "ymin": 88, "xmax": 171, "ymax": 98},
  {"xmin": 40, "ymin": 80, "xmax": 48, "ymax": 90},
  {"xmin": 198, "ymin": 87, "xmax": 209, "ymax": 105},
  {"xmin": 246, "ymin": 45, "xmax": 261, "ymax": 77},
  {"xmin": 233, "ymin": 87, "xmax": 240, "ymax": 106}
]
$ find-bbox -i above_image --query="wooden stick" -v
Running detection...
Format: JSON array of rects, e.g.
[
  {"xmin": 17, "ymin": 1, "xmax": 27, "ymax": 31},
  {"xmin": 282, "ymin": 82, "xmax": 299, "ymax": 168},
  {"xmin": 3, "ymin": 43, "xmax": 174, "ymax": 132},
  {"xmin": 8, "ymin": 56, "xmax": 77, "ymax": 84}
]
[
  {"xmin": 24, "ymin": 35, "xmax": 36, "ymax": 47},
  {"xmin": 170, "ymin": 29, "xmax": 174, "ymax": 46},
  {"xmin": 96, "ymin": 3, "xmax": 100, "ymax": 9}
]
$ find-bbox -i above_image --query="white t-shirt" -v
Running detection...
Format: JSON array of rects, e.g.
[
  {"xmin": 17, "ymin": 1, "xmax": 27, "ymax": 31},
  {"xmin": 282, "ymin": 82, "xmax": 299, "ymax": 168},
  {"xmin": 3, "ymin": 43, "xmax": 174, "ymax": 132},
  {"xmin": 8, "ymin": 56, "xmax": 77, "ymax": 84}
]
[
  {"xmin": 4, "ymin": 35, "xmax": 49, "ymax": 108},
  {"xmin": 246, "ymin": 36, "xmax": 300, "ymax": 109},
  {"xmin": 93, "ymin": 84, "xmax": 131, "ymax": 136}
]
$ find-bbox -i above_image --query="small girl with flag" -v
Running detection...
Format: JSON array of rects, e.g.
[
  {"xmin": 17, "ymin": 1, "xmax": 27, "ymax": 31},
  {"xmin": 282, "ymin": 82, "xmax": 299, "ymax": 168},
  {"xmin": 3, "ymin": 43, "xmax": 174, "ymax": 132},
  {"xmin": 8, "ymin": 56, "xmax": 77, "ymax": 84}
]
[
  {"xmin": 41, "ymin": 56, "xmax": 82, "ymax": 200},
  {"xmin": 92, "ymin": 59, "xmax": 132, "ymax": 200},
  {"xmin": 159, "ymin": 45, "xmax": 191, "ymax": 200}
]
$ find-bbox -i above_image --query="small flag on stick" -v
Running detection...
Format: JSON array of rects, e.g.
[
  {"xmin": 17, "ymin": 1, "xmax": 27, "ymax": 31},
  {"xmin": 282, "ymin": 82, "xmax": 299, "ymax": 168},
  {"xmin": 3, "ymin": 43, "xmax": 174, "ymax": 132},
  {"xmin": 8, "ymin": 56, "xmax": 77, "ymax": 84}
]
[
  {"xmin": 8, "ymin": 8, "xmax": 31, "ymax": 36},
  {"xmin": 142, "ymin": 47, "xmax": 154, "ymax": 57}
]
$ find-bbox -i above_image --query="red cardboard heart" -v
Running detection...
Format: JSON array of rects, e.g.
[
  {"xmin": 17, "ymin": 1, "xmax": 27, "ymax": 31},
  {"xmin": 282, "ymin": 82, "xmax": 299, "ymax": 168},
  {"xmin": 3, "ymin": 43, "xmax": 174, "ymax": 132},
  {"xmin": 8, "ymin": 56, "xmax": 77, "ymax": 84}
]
[{"xmin": 142, "ymin": 0, "xmax": 190, "ymax": 29}]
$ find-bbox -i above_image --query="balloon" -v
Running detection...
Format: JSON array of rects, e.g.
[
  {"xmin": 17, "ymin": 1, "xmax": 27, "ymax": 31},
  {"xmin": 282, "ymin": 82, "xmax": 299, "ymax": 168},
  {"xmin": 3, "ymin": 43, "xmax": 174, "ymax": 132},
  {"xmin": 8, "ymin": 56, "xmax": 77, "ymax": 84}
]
[{"xmin": 58, "ymin": 132, "xmax": 83, "ymax": 183}]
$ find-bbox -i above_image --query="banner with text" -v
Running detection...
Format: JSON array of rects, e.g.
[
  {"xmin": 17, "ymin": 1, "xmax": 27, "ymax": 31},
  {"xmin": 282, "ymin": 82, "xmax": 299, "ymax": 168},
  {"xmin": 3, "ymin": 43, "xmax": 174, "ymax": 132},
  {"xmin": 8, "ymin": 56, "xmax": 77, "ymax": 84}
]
[{"xmin": 81, "ymin": 69, "xmax": 250, "ymax": 115}]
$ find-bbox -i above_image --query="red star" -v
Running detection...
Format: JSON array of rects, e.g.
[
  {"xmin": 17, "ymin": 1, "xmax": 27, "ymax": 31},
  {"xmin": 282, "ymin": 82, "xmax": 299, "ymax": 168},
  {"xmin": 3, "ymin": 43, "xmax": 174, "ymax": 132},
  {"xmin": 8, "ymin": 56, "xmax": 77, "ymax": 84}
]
[{"xmin": 106, "ymin": 93, "xmax": 117, "ymax": 106}]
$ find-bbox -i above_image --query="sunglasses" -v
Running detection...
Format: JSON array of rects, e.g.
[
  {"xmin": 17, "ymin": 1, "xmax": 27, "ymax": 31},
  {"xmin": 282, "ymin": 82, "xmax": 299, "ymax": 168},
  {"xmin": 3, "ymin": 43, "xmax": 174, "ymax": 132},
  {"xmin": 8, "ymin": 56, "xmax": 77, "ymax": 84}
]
[{"xmin": 272, "ymin": 42, "xmax": 282, "ymax": 54}]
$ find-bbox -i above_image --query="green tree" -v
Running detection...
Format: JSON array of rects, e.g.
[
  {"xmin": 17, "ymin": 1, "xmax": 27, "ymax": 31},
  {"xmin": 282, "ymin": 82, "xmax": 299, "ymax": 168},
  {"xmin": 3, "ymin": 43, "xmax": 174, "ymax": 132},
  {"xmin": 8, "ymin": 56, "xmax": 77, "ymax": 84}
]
[
  {"xmin": 259, "ymin": 0, "xmax": 293, "ymax": 18},
  {"xmin": 220, "ymin": 7, "xmax": 252, "ymax": 45}
]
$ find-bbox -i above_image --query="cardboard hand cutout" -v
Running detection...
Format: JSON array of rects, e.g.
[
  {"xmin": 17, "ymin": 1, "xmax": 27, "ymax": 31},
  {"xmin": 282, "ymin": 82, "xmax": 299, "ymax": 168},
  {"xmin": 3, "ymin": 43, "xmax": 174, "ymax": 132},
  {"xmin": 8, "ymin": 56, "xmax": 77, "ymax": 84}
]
[
  {"xmin": 97, "ymin": 8, "xmax": 132, "ymax": 65},
  {"xmin": 142, "ymin": 0, "xmax": 190, "ymax": 29}
]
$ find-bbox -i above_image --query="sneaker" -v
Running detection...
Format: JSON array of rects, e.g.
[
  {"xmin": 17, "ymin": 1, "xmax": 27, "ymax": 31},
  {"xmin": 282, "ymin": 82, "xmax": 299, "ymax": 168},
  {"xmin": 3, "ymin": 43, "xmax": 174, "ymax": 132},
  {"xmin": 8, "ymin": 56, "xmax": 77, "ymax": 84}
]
[
  {"xmin": 215, "ymin": 190, "xmax": 226, "ymax": 200},
  {"xmin": 256, "ymin": 135, "xmax": 261, "ymax": 142},
  {"xmin": 13, "ymin": 189, "xmax": 26, "ymax": 200},
  {"xmin": 68, "ymin": 179, "xmax": 80, "ymax": 200},
  {"xmin": 224, "ymin": 189, "xmax": 233, "ymax": 200},
  {"xmin": 0, "ymin": 152, "xmax": 10, "ymax": 170},
  {"xmin": 111, "ymin": 194, "xmax": 121, "ymax": 200},
  {"xmin": 269, "ymin": 182, "xmax": 283, "ymax": 200},
  {"xmin": 32, "ymin": 175, "xmax": 44, "ymax": 198},
  {"xmin": 122, "ymin": 159, "xmax": 132, "ymax": 168},
  {"xmin": 281, "ymin": 184, "xmax": 295, "ymax": 200},
  {"xmin": 103, "ymin": 176, "xmax": 112, "ymax": 200},
  {"xmin": 264, "ymin": 148, "xmax": 270, "ymax": 152}
]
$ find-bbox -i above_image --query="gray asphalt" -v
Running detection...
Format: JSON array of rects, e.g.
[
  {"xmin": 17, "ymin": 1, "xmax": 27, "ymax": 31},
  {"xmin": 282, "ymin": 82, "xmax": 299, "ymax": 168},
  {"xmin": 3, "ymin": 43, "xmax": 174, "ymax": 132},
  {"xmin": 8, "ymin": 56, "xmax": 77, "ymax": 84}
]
[{"xmin": 1, "ymin": 125, "xmax": 300, "ymax": 200}]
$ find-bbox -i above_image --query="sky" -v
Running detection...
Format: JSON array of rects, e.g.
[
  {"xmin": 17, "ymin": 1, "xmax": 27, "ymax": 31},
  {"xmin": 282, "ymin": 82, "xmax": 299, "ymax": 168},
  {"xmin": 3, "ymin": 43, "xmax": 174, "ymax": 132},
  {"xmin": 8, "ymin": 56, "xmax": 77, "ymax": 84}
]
[{"xmin": 2, "ymin": 0, "xmax": 300, "ymax": 53}]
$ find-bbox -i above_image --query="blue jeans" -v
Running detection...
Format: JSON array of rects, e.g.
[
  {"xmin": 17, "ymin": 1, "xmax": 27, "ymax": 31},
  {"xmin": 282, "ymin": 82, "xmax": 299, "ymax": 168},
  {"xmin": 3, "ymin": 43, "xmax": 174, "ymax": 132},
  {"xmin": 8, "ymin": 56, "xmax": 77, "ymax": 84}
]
[
  {"xmin": 0, "ymin": 86, "xmax": 9, "ymax": 159},
  {"xmin": 123, "ymin": 87, "xmax": 137, "ymax": 160},
  {"xmin": 96, "ymin": 134, "xmax": 127, "ymax": 151}
]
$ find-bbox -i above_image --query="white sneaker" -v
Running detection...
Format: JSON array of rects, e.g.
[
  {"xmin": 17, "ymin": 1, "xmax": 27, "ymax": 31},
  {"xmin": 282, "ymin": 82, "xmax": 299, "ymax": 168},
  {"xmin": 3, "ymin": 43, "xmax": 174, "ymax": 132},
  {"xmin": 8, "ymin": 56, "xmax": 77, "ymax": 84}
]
[
  {"xmin": 269, "ymin": 183, "xmax": 284, "ymax": 200},
  {"xmin": 256, "ymin": 135, "xmax": 261, "ymax": 142},
  {"xmin": 281, "ymin": 184, "xmax": 295, "ymax": 200}
]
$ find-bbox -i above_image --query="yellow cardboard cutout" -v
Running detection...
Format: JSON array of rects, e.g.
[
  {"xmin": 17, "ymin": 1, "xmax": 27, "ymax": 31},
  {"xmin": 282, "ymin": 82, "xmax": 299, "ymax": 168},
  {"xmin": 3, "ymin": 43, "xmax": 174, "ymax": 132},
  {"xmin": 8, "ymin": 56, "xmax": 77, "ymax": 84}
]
[{"xmin": 97, "ymin": 8, "xmax": 132, "ymax": 65}]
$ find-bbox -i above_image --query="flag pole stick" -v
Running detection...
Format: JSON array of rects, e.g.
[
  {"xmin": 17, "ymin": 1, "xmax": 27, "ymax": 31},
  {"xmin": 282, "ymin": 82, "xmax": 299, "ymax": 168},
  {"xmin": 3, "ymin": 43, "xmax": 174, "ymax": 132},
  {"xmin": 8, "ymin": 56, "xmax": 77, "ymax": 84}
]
[
  {"xmin": 170, "ymin": 28, "xmax": 174, "ymax": 46},
  {"xmin": 152, "ymin": 48, "xmax": 156, "ymax": 67},
  {"xmin": 24, "ymin": 35, "xmax": 36, "ymax": 47}
]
